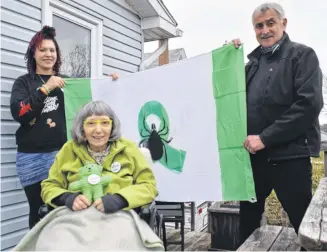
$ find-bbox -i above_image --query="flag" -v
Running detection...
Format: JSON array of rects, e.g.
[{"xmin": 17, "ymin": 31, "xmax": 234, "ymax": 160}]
[{"xmin": 64, "ymin": 44, "xmax": 256, "ymax": 202}]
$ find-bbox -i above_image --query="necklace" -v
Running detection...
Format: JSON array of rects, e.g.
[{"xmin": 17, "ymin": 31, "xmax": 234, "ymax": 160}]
[
  {"xmin": 38, "ymin": 74, "xmax": 53, "ymax": 84},
  {"xmin": 38, "ymin": 74, "xmax": 46, "ymax": 85}
]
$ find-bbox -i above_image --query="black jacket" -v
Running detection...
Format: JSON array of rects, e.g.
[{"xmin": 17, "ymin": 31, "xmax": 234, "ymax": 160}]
[{"xmin": 246, "ymin": 33, "xmax": 324, "ymax": 160}]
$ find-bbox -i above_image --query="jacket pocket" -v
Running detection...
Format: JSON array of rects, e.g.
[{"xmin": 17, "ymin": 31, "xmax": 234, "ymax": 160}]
[{"xmin": 267, "ymin": 139, "xmax": 310, "ymax": 161}]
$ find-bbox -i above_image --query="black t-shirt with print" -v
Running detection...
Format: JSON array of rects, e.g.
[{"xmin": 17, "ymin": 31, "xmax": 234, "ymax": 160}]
[{"xmin": 10, "ymin": 73, "xmax": 69, "ymax": 153}]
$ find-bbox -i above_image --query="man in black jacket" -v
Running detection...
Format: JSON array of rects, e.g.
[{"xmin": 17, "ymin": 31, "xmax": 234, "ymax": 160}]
[{"xmin": 232, "ymin": 2, "xmax": 324, "ymax": 243}]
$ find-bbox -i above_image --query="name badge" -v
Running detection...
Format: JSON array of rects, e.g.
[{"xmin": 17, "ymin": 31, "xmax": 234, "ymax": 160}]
[
  {"xmin": 111, "ymin": 162, "xmax": 121, "ymax": 173},
  {"xmin": 88, "ymin": 174, "xmax": 101, "ymax": 185}
]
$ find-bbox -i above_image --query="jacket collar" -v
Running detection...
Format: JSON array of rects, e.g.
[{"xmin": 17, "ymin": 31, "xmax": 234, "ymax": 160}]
[
  {"xmin": 71, "ymin": 138, "xmax": 126, "ymax": 168},
  {"xmin": 247, "ymin": 32, "xmax": 290, "ymax": 63}
]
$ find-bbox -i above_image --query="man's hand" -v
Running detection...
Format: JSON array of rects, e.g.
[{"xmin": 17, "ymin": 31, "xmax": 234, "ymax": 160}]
[
  {"xmin": 93, "ymin": 199, "xmax": 104, "ymax": 213},
  {"xmin": 244, "ymin": 135, "xmax": 265, "ymax": 154},
  {"xmin": 71, "ymin": 195, "xmax": 91, "ymax": 211},
  {"xmin": 227, "ymin": 38, "xmax": 242, "ymax": 48}
]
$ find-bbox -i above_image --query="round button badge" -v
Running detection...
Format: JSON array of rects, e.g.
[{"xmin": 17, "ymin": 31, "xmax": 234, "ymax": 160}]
[
  {"xmin": 111, "ymin": 162, "xmax": 121, "ymax": 173},
  {"xmin": 88, "ymin": 174, "xmax": 101, "ymax": 185}
]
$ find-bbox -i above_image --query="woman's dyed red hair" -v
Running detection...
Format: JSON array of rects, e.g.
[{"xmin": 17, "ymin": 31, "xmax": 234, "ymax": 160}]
[{"xmin": 25, "ymin": 26, "xmax": 62, "ymax": 76}]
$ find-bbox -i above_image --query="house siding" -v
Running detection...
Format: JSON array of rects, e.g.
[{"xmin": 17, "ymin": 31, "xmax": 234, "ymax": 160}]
[
  {"xmin": 0, "ymin": 0, "xmax": 142, "ymax": 250},
  {"xmin": 1, "ymin": 0, "xmax": 42, "ymax": 249}
]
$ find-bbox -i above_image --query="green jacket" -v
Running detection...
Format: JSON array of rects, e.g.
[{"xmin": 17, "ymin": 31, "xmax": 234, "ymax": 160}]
[{"xmin": 41, "ymin": 138, "xmax": 158, "ymax": 209}]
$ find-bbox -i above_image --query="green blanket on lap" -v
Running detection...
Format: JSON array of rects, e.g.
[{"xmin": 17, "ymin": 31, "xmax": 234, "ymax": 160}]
[{"xmin": 13, "ymin": 206, "xmax": 164, "ymax": 251}]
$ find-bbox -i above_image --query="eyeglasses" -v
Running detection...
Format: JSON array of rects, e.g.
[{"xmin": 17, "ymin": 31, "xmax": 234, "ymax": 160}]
[{"xmin": 83, "ymin": 119, "xmax": 112, "ymax": 128}]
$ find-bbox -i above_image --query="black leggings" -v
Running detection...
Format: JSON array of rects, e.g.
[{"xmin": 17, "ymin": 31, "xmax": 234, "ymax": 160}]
[{"xmin": 23, "ymin": 181, "xmax": 44, "ymax": 229}]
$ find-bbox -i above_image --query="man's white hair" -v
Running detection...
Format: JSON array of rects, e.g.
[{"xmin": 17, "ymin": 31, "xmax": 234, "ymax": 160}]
[{"xmin": 252, "ymin": 2, "xmax": 285, "ymax": 24}]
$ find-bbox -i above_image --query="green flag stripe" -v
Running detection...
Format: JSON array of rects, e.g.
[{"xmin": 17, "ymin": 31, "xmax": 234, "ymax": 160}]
[
  {"xmin": 64, "ymin": 78, "xmax": 92, "ymax": 141},
  {"xmin": 211, "ymin": 45, "xmax": 256, "ymax": 201}
]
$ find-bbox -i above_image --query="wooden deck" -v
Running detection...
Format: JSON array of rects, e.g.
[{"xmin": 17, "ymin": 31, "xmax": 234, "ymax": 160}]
[
  {"xmin": 165, "ymin": 225, "xmax": 303, "ymax": 251},
  {"xmin": 165, "ymin": 227, "xmax": 211, "ymax": 251},
  {"xmin": 237, "ymin": 225, "xmax": 301, "ymax": 251}
]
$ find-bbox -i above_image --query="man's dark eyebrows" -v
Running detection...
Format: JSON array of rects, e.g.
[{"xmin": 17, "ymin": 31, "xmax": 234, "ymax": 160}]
[
  {"xmin": 266, "ymin": 18, "xmax": 276, "ymax": 23},
  {"xmin": 255, "ymin": 21, "xmax": 264, "ymax": 26}
]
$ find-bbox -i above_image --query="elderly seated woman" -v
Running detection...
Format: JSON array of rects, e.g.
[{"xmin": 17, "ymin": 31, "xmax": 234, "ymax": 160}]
[{"xmin": 41, "ymin": 100, "xmax": 158, "ymax": 213}]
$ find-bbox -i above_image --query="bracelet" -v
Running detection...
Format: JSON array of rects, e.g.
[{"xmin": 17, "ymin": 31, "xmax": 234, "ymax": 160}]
[
  {"xmin": 39, "ymin": 87, "xmax": 48, "ymax": 96},
  {"xmin": 42, "ymin": 85, "xmax": 51, "ymax": 94}
]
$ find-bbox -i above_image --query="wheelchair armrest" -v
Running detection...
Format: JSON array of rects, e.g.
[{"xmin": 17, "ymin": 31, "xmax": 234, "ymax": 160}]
[
  {"xmin": 38, "ymin": 204, "xmax": 54, "ymax": 219},
  {"xmin": 139, "ymin": 201, "xmax": 156, "ymax": 224},
  {"xmin": 140, "ymin": 201, "xmax": 156, "ymax": 215}
]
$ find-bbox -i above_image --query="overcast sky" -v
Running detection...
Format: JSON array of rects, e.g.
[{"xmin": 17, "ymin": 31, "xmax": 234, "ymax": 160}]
[
  {"xmin": 145, "ymin": 0, "xmax": 327, "ymax": 71},
  {"xmin": 144, "ymin": 0, "xmax": 327, "ymax": 124}
]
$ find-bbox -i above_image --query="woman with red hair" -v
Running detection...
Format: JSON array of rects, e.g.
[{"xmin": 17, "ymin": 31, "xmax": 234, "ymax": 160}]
[{"xmin": 10, "ymin": 26, "xmax": 117, "ymax": 229}]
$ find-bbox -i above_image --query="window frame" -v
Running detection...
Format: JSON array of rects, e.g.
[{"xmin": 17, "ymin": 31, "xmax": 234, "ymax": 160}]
[{"xmin": 42, "ymin": 0, "xmax": 103, "ymax": 78}]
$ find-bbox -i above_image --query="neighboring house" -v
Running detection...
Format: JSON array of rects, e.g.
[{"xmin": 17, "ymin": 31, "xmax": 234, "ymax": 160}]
[
  {"xmin": 0, "ymin": 0, "xmax": 182, "ymax": 250},
  {"xmin": 144, "ymin": 48, "xmax": 187, "ymax": 69}
]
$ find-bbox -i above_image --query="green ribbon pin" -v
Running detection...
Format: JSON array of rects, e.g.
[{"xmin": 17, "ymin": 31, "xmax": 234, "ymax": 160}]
[{"xmin": 138, "ymin": 101, "xmax": 186, "ymax": 173}]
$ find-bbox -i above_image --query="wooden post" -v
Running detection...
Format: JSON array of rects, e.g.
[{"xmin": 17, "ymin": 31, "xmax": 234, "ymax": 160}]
[
  {"xmin": 158, "ymin": 39, "xmax": 169, "ymax": 66},
  {"xmin": 299, "ymin": 177, "xmax": 327, "ymax": 250},
  {"xmin": 190, "ymin": 202, "xmax": 195, "ymax": 231},
  {"xmin": 207, "ymin": 201, "xmax": 213, "ymax": 233}
]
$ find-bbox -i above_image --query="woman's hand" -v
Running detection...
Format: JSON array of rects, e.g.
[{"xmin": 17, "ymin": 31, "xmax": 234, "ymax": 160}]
[
  {"xmin": 107, "ymin": 72, "xmax": 119, "ymax": 81},
  {"xmin": 93, "ymin": 194, "xmax": 127, "ymax": 213},
  {"xmin": 44, "ymin": 76, "xmax": 65, "ymax": 91},
  {"xmin": 72, "ymin": 195, "xmax": 91, "ymax": 211},
  {"xmin": 93, "ymin": 198, "xmax": 104, "ymax": 213}
]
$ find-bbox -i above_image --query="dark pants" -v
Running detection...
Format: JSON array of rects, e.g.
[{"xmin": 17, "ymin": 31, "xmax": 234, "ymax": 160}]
[
  {"xmin": 23, "ymin": 181, "xmax": 44, "ymax": 229},
  {"xmin": 239, "ymin": 153, "xmax": 312, "ymax": 244}
]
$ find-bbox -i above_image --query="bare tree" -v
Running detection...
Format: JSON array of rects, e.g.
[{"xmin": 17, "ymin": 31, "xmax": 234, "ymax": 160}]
[
  {"xmin": 320, "ymin": 74, "xmax": 327, "ymax": 128},
  {"xmin": 322, "ymin": 74, "xmax": 327, "ymax": 113},
  {"xmin": 61, "ymin": 42, "xmax": 91, "ymax": 78}
]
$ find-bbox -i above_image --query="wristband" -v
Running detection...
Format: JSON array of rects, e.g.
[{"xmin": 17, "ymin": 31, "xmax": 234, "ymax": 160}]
[
  {"xmin": 39, "ymin": 87, "xmax": 48, "ymax": 96},
  {"xmin": 42, "ymin": 85, "xmax": 51, "ymax": 94}
]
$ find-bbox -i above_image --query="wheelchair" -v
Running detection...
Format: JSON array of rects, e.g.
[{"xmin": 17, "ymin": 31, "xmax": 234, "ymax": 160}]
[
  {"xmin": 37, "ymin": 148, "xmax": 165, "ymax": 245},
  {"xmin": 38, "ymin": 201, "xmax": 163, "ymax": 238}
]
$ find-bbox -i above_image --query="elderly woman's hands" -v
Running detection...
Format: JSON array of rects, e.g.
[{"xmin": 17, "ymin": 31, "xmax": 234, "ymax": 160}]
[
  {"xmin": 93, "ymin": 194, "xmax": 128, "ymax": 214},
  {"xmin": 69, "ymin": 193, "xmax": 128, "ymax": 213},
  {"xmin": 93, "ymin": 198, "xmax": 105, "ymax": 212},
  {"xmin": 72, "ymin": 194, "xmax": 91, "ymax": 211}
]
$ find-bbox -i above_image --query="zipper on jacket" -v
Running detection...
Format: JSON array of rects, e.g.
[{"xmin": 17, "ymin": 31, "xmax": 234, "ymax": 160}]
[{"xmin": 261, "ymin": 67, "xmax": 273, "ymax": 104}]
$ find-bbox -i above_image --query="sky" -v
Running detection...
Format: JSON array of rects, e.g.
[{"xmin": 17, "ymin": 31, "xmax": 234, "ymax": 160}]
[{"xmin": 144, "ymin": 0, "xmax": 327, "ymax": 124}]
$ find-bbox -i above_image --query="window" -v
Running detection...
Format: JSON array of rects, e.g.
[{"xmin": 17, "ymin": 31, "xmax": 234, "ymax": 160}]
[
  {"xmin": 43, "ymin": 0, "xmax": 103, "ymax": 77},
  {"xmin": 53, "ymin": 15, "xmax": 91, "ymax": 77}
]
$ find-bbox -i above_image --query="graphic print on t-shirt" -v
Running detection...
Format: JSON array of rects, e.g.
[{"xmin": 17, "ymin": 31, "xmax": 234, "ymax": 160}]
[
  {"xmin": 19, "ymin": 101, "xmax": 32, "ymax": 116},
  {"xmin": 42, "ymin": 96, "xmax": 59, "ymax": 114},
  {"xmin": 29, "ymin": 117, "xmax": 36, "ymax": 126},
  {"xmin": 46, "ymin": 118, "xmax": 56, "ymax": 128}
]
